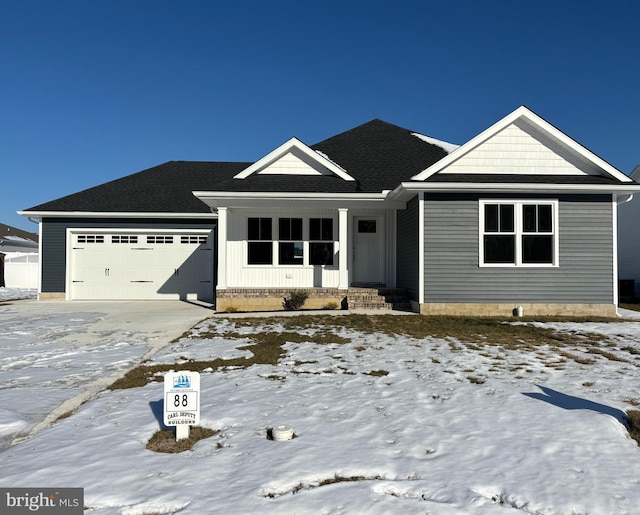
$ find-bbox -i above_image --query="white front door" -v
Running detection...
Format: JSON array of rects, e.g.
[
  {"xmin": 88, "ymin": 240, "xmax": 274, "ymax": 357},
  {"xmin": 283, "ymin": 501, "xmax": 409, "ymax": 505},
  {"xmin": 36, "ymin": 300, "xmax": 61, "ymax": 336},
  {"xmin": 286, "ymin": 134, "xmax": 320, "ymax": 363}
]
[{"xmin": 352, "ymin": 216, "xmax": 384, "ymax": 285}]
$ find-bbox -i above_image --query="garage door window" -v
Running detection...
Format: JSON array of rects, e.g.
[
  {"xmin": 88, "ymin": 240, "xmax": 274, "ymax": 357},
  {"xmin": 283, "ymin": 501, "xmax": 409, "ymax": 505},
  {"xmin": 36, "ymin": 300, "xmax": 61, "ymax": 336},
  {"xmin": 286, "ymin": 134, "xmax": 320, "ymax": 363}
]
[
  {"xmin": 112, "ymin": 235, "xmax": 138, "ymax": 244},
  {"xmin": 77, "ymin": 235, "xmax": 104, "ymax": 244},
  {"xmin": 147, "ymin": 235, "xmax": 174, "ymax": 244},
  {"xmin": 181, "ymin": 235, "xmax": 208, "ymax": 244}
]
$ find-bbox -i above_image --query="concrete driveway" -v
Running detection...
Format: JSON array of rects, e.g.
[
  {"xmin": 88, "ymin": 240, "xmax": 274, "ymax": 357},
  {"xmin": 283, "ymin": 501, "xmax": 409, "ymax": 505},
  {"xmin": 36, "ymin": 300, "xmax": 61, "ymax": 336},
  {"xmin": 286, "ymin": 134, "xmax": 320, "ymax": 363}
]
[{"xmin": 0, "ymin": 299, "xmax": 214, "ymax": 447}]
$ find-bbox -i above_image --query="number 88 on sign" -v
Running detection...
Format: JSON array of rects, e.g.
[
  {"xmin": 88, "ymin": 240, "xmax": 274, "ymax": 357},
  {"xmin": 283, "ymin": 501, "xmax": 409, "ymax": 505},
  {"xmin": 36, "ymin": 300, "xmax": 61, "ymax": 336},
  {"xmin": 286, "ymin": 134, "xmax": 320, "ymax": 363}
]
[{"xmin": 164, "ymin": 371, "xmax": 200, "ymax": 426}]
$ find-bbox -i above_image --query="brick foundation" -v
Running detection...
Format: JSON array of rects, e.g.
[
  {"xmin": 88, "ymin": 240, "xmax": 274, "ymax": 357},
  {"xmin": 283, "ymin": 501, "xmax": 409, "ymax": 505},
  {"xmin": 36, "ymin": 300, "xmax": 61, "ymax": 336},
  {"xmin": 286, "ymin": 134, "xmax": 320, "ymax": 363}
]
[
  {"xmin": 419, "ymin": 303, "xmax": 618, "ymax": 318},
  {"xmin": 38, "ymin": 292, "xmax": 65, "ymax": 301},
  {"xmin": 216, "ymin": 288, "xmax": 347, "ymax": 312}
]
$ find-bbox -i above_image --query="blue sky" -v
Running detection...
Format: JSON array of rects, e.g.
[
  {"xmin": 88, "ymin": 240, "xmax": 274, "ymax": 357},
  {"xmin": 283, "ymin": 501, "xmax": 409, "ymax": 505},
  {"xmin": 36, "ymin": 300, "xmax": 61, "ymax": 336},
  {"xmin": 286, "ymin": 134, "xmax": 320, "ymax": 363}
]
[{"xmin": 2, "ymin": 0, "xmax": 639, "ymax": 232}]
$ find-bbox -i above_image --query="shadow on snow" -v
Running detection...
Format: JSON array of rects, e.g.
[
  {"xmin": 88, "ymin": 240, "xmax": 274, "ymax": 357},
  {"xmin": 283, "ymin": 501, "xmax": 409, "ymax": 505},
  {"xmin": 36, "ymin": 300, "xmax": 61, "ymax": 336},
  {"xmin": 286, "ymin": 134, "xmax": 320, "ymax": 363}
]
[{"xmin": 523, "ymin": 385, "xmax": 626, "ymax": 423}]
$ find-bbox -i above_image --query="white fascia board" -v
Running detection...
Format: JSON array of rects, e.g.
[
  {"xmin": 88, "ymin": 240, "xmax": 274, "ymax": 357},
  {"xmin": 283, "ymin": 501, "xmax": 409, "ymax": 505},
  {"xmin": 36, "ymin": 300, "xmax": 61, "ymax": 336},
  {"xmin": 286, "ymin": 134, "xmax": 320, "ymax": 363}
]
[
  {"xmin": 389, "ymin": 182, "xmax": 640, "ymax": 199},
  {"xmin": 193, "ymin": 191, "xmax": 404, "ymax": 209},
  {"xmin": 233, "ymin": 137, "xmax": 355, "ymax": 181},
  {"xmin": 17, "ymin": 211, "xmax": 216, "ymax": 219},
  {"xmin": 193, "ymin": 191, "xmax": 386, "ymax": 200},
  {"xmin": 412, "ymin": 106, "xmax": 631, "ymax": 183}
]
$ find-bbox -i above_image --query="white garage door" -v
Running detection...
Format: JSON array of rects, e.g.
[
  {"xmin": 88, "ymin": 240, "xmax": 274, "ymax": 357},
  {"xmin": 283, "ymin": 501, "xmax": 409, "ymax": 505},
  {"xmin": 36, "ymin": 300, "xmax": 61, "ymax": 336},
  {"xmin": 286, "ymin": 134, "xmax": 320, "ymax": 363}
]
[{"xmin": 69, "ymin": 230, "xmax": 214, "ymax": 301}]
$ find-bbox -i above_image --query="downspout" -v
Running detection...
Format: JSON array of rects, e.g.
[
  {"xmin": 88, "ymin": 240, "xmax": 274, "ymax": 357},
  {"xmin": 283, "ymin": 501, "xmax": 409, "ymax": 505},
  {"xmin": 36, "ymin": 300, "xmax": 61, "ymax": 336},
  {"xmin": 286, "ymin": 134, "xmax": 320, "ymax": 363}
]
[{"xmin": 613, "ymin": 194, "xmax": 621, "ymax": 313}]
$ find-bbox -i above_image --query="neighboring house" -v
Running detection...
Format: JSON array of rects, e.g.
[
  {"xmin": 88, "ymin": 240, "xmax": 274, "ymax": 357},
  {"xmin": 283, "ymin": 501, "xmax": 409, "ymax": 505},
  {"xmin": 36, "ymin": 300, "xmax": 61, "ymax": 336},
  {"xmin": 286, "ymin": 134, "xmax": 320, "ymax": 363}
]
[
  {"xmin": 618, "ymin": 165, "xmax": 640, "ymax": 299},
  {"xmin": 0, "ymin": 223, "xmax": 39, "ymax": 289},
  {"xmin": 18, "ymin": 106, "xmax": 640, "ymax": 316}
]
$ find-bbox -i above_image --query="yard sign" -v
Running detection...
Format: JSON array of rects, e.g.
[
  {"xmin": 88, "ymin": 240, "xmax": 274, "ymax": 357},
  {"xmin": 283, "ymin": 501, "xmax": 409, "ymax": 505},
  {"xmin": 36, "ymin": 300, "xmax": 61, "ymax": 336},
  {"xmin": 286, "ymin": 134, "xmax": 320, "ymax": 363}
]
[{"xmin": 164, "ymin": 371, "xmax": 200, "ymax": 427}]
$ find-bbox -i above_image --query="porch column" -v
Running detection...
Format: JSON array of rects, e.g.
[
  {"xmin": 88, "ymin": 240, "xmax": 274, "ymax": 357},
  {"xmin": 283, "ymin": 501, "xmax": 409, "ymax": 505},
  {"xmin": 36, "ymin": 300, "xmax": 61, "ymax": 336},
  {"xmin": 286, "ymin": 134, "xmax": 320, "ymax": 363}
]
[
  {"xmin": 217, "ymin": 207, "xmax": 227, "ymax": 290},
  {"xmin": 338, "ymin": 208, "xmax": 348, "ymax": 289}
]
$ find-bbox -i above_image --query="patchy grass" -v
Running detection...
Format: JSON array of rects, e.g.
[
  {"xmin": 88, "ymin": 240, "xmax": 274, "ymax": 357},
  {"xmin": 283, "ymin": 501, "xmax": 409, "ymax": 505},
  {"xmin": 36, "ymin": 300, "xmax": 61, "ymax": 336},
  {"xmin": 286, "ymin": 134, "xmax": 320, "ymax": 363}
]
[
  {"xmin": 110, "ymin": 314, "xmax": 637, "ymax": 390},
  {"xmin": 146, "ymin": 426, "xmax": 219, "ymax": 453},
  {"xmin": 363, "ymin": 369, "xmax": 389, "ymax": 377},
  {"xmin": 626, "ymin": 410, "xmax": 640, "ymax": 446},
  {"xmin": 109, "ymin": 329, "xmax": 350, "ymax": 390},
  {"xmin": 262, "ymin": 314, "xmax": 616, "ymax": 347},
  {"xmin": 263, "ymin": 474, "xmax": 384, "ymax": 498}
]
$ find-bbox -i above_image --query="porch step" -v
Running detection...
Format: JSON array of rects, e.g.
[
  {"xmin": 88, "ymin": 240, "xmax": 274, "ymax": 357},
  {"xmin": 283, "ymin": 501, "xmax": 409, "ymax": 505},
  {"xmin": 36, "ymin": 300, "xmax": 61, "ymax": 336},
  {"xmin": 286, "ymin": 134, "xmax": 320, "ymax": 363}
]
[{"xmin": 347, "ymin": 288, "xmax": 412, "ymax": 311}]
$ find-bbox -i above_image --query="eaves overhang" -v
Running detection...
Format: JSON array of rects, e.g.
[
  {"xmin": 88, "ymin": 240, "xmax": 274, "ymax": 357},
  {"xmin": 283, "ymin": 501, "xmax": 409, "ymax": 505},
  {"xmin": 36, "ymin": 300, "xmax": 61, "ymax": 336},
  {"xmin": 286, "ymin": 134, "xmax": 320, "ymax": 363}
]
[
  {"xmin": 388, "ymin": 182, "xmax": 640, "ymax": 203},
  {"xmin": 17, "ymin": 211, "xmax": 217, "ymax": 220},
  {"xmin": 193, "ymin": 191, "xmax": 405, "ymax": 210}
]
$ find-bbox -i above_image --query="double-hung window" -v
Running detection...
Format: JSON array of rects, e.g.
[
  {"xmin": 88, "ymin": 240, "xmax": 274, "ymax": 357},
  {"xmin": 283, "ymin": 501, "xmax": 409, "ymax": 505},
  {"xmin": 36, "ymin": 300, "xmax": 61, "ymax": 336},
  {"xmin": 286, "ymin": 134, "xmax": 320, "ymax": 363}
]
[
  {"xmin": 248, "ymin": 217, "xmax": 272, "ymax": 265},
  {"xmin": 279, "ymin": 218, "xmax": 303, "ymax": 265},
  {"xmin": 309, "ymin": 218, "xmax": 334, "ymax": 265},
  {"xmin": 480, "ymin": 200, "xmax": 557, "ymax": 266}
]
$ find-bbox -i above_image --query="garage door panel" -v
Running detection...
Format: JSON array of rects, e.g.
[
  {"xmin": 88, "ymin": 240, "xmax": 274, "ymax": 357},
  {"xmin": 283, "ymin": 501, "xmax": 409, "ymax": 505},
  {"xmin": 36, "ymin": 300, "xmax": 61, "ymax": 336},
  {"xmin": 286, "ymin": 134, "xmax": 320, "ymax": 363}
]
[{"xmin": 70, "ymin": 231, "xmax": 214, "ymax": 301}]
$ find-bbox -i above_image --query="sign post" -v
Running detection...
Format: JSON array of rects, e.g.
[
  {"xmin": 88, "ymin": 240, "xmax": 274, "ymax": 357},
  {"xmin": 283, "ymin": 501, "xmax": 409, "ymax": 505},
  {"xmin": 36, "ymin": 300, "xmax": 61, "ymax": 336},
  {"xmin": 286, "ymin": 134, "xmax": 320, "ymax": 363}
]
[{"xmin": 164, "ymin": 371, "xmax": 200, "ymax": 441}]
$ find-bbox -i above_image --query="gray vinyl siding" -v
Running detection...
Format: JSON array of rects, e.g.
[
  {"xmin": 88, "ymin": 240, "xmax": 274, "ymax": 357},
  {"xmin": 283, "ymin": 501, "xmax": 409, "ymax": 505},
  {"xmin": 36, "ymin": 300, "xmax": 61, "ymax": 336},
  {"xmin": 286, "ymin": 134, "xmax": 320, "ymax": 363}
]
[
  {"xmin": 396, "ymin": 196, "xmax": 420, "ymax": 300},
  {"xmin": 423, "ymin": 194, "xmax": 614, "ymax": 304},
  {"xmin": 40, "ymin": 218, "xmax": 216, "ymax": 294}
]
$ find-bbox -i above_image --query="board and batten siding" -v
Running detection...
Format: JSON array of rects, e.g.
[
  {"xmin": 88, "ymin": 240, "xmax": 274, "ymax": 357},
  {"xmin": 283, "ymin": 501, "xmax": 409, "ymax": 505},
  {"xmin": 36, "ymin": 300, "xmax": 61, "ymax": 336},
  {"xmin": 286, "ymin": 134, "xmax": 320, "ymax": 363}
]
[
  {"xmin": 396, "ymin": 196, "xmax": 420, "ymax": 301},
  {"xmin": 223, "ymin": 208, "xmax": 343, "ymax": 289},
  {"xmin": 423, "ymin": 194, "xmax": 614, "ymax": 304},
  {"xmin": 39, "ymin": 218, "xmax": 216, "ymax": 294}
]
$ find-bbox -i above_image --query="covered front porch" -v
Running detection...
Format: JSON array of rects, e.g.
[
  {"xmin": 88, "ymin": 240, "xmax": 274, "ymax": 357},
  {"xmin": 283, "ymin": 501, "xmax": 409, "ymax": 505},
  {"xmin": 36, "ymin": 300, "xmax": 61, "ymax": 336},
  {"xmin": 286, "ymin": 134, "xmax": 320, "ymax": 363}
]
[{"xmin": 214, "ymin": 205, "xmax": 398, "ymax": 295}]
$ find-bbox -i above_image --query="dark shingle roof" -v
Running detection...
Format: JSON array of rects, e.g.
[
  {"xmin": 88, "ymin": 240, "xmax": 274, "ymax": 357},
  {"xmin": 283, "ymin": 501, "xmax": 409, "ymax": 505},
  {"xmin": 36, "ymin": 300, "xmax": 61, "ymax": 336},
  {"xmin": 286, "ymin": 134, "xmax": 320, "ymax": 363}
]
[
  {"xmin": 311, "ymin": 119, "xmax": 449, "ymax": 191},
  {"xmin": 196, "ymin": 119, "xmax": 450, "ymax": 194},
  {"xmin": 23, "ymin": 120, "xmax": 451, "ymax": 213},
  {"xmin": 24, "ymin": 161, "xmax": 250, "ymax": 213},
  {"xmin": 25, "ymin": 118, "xmax": 633, "ymax": 216}
]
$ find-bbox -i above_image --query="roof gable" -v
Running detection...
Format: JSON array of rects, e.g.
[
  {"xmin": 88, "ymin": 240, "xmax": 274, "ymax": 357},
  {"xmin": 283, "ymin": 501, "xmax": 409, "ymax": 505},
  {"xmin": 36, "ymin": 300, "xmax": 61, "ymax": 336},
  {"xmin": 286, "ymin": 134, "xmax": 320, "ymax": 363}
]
[
  {"xmin": 412, "ymin": 106, "xmax": 632, "ymax": 183},
  {"xmin": 234, "ymin": 137, "xmax": 355, "ymax": 182},
  {"xmin": 309, "ymin": 119, "xmax": 453, "ymax": 191}
]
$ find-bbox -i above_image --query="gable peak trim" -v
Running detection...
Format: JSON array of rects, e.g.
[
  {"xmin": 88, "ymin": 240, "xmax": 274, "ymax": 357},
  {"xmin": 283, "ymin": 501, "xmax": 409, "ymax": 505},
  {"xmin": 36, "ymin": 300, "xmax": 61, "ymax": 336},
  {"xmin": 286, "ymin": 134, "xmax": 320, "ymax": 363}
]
[
  {"xmin": 233, "ymin": 137, "xmax": 355, "ymax": 181},
  {"xmin": 411, "ymin": 106, "xmax": 631, "ymax": 183}
]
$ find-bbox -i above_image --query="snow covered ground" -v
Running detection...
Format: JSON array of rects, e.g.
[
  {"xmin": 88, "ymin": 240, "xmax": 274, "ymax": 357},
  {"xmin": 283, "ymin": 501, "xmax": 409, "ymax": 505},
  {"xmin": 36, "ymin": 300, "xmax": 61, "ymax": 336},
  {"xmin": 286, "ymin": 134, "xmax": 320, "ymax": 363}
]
[{"xmin": 2, "ymin": 287, "xmax": 640, "ymax": 514}]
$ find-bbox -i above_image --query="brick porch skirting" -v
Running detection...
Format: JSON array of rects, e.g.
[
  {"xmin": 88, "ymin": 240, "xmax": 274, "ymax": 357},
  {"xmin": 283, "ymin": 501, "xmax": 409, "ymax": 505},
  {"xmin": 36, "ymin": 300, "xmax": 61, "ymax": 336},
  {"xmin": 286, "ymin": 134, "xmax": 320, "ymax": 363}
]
[{"xmin": 215, "ymin": 288, "xmax": 347, "ymax": 312}]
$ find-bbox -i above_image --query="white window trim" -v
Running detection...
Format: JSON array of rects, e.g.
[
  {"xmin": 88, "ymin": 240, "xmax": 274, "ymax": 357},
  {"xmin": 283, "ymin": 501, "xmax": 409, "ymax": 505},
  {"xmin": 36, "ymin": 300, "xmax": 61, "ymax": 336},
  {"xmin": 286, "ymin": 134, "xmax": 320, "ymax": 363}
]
[
  {"xmin": 479, "ymin": 199, "xmax": 559, "ymax": 268},
  {"xmin": 244, "ymin": 215, "xmax": 337, "ymax": 268}
]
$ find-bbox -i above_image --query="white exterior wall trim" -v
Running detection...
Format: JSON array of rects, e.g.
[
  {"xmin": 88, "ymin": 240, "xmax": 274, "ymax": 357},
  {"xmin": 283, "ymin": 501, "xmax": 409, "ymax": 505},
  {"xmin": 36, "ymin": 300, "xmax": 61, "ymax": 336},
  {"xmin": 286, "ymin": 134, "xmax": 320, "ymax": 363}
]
[
  {"xmin": 613, "ymin": 196, "xmax": 619, "ymax": 308},
  {"xmin": 418, "ymin": 194, "xmax": 425, "ymax": 304},
  {"xmin": 37, "ymin": 219, "xmax": 43, "ymax": 294},
  {"xmin": 388, "ymin": 182, "xmax": 640, "ymax": 202},
  {"xmin": 338, "ymin": 208, "xmax": 349, "ymax": 289},
  {"xmin": 18, "ymin": 211, "xmax": 216, "ymax": 220},
  {"xmin": 217, "ymin": 207, "xmax": 228, "ymax": 290}
]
